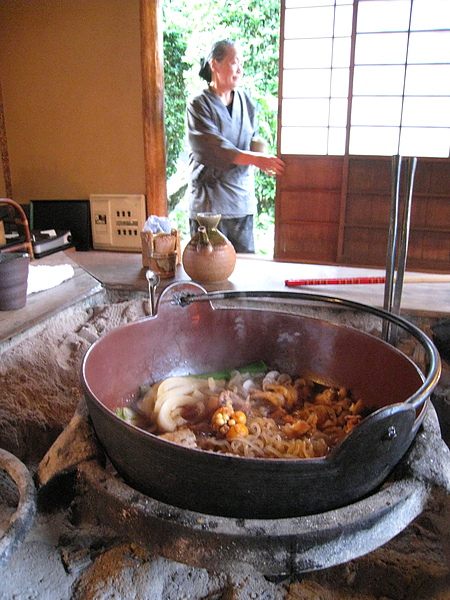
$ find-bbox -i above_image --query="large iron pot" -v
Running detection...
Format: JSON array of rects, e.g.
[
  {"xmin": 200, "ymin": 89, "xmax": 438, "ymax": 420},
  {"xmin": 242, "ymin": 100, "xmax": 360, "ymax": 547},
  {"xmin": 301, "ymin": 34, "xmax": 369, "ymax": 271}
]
[{"xmin": 81, "ymin": 285, "xmax": 441, "ymax": 519}]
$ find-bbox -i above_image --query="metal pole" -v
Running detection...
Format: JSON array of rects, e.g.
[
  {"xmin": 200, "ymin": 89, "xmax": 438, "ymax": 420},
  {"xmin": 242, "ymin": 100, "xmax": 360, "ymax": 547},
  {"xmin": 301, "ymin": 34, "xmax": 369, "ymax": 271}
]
[
  {"xmin": 392, "ymin": 156, "xmax": 417, "ymax": 317},
  {"xmin": 383, "ymin": 155, "xmax": 402, "ymax": 339},
  {"xmin": 383, "ymin": 156, "xmax": 417, "ymax": 344}
]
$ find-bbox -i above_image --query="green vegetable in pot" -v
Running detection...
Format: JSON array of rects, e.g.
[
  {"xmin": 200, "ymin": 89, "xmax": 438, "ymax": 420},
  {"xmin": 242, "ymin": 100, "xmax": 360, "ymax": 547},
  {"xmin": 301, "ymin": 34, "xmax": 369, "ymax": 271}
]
[{"xmin": 190, "ymin": 360, "xmax": 267, "ymax": 381}]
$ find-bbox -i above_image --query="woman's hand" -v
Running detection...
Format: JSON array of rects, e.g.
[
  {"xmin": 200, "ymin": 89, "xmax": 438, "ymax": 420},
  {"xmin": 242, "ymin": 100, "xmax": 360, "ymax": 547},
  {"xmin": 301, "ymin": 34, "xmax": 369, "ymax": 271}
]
[
  {"xmin": 234, "ymin": 150, "xmax": 286, "ymax": 176},
  {"xmin": 253, "ymin": 153, "xmax": 286, "ymax": 176}
]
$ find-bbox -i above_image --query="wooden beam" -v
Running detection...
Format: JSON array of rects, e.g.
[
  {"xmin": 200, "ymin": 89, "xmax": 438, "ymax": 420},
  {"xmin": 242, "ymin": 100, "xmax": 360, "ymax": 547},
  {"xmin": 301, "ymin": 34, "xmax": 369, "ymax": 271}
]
[
  {"xmin": 0, "ymin": 79, "xmax": 13, "ymax": 199},
  {"xmin": 140, "ymin": 0, "xmax": 167, "ymax": 216}
]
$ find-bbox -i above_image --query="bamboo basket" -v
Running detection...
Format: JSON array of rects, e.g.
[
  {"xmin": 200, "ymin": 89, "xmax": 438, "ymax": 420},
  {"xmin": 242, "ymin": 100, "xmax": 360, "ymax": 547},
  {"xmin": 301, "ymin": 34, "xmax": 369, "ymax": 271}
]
[{"xmin": 140, "ymin": 229, "xmax": 181, "ymax": 268}]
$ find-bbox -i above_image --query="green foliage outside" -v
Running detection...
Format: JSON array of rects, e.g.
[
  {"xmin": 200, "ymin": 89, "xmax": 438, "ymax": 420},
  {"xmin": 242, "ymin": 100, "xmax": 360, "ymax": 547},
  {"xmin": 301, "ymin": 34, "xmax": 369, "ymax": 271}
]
[
  {"xmin": 163, "ymin": 28, "xmax": 189, "ymax": 180},
  {"xmin": 162, "ymin": 0, "xmax": 281, "ymax": 255}
]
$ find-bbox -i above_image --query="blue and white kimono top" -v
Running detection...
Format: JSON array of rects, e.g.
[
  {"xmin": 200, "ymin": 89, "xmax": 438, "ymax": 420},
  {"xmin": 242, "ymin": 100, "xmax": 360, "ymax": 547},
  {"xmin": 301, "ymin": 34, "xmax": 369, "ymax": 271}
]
[{"xmin": 187, "ymin": 87, "xmax": 258, "ymax": 219}]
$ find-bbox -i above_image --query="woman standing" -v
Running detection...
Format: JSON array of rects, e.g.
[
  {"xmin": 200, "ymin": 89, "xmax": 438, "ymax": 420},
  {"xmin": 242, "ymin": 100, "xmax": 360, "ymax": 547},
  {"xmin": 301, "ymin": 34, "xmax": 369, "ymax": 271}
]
[{"xmin": 187, "ymin": 39, "xmax": 285, "ymax": 253}]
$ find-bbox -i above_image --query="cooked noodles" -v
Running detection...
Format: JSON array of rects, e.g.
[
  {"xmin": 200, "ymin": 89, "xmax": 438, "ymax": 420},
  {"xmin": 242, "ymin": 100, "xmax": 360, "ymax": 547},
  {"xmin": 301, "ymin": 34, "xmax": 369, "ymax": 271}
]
[{"xmin": 118, "ymin": 368, "xmax": 374, "ymax": 459}]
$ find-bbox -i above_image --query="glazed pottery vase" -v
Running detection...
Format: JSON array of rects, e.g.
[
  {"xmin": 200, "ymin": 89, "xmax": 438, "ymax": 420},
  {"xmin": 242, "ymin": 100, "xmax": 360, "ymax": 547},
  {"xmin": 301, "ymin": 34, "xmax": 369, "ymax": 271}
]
[
  {"xmin": 182, "ymin": 213, "xmax": 236, "ymax": 283},
  {"xmin": 0, "ymin": 252, "xmax": 29, "ymax": 310}
]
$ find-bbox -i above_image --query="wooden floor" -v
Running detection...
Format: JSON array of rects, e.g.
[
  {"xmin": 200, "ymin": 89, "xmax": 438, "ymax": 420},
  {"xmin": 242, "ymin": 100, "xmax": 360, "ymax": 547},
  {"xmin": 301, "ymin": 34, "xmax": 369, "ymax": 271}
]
[
  {"xmin": 1, "ymin": 248, "xmax": 449, "ymax": 345},
  {"xmin": 71, "ymin": 250, "xmax": 450, "ymax": 317}
]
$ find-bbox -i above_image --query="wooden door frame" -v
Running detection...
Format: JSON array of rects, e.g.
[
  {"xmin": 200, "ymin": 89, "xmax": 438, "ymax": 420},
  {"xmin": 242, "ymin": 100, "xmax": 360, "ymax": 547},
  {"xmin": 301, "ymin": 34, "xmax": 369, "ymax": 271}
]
[{"xmin": 140, "ymin": 0, "xmax": 167, "ymax": 217}]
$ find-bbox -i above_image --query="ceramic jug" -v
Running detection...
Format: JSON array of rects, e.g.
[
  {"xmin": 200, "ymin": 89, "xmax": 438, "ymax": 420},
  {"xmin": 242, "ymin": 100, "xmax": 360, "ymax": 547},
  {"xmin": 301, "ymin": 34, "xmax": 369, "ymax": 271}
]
[{"xmin": 182, "ymin": 213, "xmax": 236, "ymax": 283}]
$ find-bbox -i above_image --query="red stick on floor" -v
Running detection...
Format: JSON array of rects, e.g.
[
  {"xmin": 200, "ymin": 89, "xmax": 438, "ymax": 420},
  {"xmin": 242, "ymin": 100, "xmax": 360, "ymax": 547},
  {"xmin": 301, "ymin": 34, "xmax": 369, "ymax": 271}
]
[{"xmin": 285, "ymin": 277, "xmax": 387, "ymax": 287}]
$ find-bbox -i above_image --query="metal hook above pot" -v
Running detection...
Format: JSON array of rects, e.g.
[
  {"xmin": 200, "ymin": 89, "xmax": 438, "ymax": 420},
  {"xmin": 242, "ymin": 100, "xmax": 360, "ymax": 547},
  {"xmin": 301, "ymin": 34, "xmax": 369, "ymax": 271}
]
[{"xmin": 145, "ymin": 270, "xmax": 160, "ymax": 316}]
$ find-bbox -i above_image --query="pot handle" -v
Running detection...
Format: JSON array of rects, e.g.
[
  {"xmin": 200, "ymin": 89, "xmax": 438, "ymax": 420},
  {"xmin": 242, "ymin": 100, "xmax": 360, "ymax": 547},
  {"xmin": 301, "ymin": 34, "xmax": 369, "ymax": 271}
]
[
  {"xmin": 153, "ymin": 280, "xmax": 210, "ymax": 316},
  {"xmin": 329, "ymin": 402, "xmax": 417, "ymax": 483}
]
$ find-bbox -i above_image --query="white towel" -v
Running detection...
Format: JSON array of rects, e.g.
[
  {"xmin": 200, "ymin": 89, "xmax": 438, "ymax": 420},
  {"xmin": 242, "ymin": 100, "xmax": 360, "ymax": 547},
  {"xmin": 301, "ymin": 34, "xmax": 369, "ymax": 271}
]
[{"xmin": 27, "ymin": 264, "xmax": 75, "ymax": 295}]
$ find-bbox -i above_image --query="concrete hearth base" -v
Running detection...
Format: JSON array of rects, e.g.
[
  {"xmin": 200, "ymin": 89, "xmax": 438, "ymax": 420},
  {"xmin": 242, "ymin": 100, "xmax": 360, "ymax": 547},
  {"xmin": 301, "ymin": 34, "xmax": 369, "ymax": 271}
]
[{"xmin": 35, "ymin": 398, "xmax": 450, "ymax": 578}]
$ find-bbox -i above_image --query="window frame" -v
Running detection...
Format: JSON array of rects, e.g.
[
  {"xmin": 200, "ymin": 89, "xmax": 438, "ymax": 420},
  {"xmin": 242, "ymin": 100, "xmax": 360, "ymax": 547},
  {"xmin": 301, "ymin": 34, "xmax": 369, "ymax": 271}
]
[{"xmin": 278, "ymin": 0, "xmax": 450, "ymax": 159}]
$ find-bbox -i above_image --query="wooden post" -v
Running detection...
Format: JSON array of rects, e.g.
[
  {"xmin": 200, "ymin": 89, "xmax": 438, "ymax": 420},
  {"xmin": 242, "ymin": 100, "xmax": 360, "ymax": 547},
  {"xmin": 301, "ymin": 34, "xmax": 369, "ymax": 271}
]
[
  {"xmin": 140, "ymin": 0, "xmax": 167, "ymax": 216},
  {"xmin": 0, "ymin": 79, "xmax": 13, "ymax": 200}
]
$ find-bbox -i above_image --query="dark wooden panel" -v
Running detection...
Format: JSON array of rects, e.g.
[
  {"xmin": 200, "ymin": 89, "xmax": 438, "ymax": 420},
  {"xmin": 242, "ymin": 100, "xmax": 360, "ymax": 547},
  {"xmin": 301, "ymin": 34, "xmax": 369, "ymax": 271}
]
[
  {"xmin": 340, "ymin": 227, "xmax": 388, "ymax": 265},
  {"xmin": 410, "ymin": 195, "xmax": 450, "ymax": 230},
  {"xmin": 347, "ymin": 157, "xmax": 391, "ymax": 193},
  {"xmin": 275, "ymin": 154, "xmax": 450, "ymax": 271},
  {"xmin": 409, "ymin": 231, "xmax": 450, "ymax": 265},
  {"xmin": 414, "ymin": 159, "xmax": 450, "ymax": 195},
  {"xmin": 340, "ymin": 229, "xmax": 449, "ymax": 270},
  {"xmin": 345, "ymin": 194, "xmax": 391, "ymax": 227},
  {"xmin": 279, "ymin": 190, "xmax": 341, "ymax": 222},
  {"xmin": 280, "ymin": 155, "xmax": 343, "ymax": 190},
  {"xmin": 275, "ymin": 222, "xmax": 339, "ymax": 263},
  {"xmin": 429, "ymin": 162, "xmax": 450, "ymax": 195},
  {"xmin": 410, "ymin": 196, "xmax": 429, "ymax": 227}
]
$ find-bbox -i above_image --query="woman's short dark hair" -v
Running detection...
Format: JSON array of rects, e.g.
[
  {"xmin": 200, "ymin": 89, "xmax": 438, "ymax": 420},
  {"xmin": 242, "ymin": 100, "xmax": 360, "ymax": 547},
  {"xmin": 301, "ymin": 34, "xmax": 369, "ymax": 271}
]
[{"xmin": 198, "ymin": 39, "xmax": 236, "ymax": 83}]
